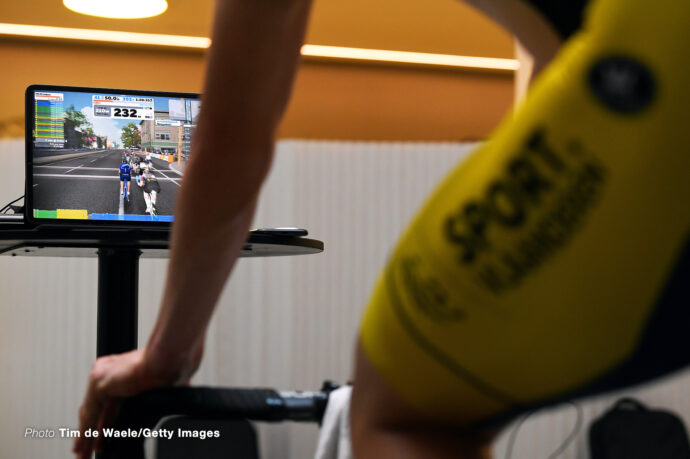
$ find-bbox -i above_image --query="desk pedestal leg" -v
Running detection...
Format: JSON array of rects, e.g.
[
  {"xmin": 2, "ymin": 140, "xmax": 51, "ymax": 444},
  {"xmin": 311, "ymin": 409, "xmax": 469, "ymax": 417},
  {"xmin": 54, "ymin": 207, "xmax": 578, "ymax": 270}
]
[{"xmin": 97, "ymin": 248, "xmax": 141, "ymax": 357}]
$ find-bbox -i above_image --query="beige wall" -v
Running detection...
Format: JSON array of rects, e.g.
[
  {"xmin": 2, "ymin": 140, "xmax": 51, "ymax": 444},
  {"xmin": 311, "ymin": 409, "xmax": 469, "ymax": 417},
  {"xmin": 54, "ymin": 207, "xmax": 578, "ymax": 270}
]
[
  {"xmin": 3, "ymin": 137, "xmax": 690, "ymax": 459},
  {"xmin": 0, "ymin": 38, "xmax": 514, "ymax": 141}
]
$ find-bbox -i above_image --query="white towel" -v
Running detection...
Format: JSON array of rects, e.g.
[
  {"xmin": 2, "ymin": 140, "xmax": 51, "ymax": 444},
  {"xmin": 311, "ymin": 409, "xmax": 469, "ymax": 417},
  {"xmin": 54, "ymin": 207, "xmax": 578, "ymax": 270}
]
[{"xmin": 313, "ymin": 386, "xmax": 354, "ymax": 459}]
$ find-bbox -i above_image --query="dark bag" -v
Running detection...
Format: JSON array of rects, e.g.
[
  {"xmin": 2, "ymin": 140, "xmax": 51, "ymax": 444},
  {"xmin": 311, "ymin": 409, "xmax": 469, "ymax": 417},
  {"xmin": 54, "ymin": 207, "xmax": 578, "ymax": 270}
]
[{"xmin": 589, "ymin": 397, "xmax": 690, "ymax": 459}]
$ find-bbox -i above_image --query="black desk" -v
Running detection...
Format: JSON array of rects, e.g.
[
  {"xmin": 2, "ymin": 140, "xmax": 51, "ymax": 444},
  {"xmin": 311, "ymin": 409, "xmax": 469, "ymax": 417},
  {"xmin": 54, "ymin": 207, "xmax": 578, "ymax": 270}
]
[
  {"xmin": 0, "ymin": 223, "xmax": 323, "ymax": 356},
  {"xmin": 0, "ymin": 225, "xmax": 323, "ymax": 258}
]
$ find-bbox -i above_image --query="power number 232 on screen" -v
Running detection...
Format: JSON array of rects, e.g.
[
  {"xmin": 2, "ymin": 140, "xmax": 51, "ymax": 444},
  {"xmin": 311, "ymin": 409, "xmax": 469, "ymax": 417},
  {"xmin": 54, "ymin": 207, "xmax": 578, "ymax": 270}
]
[{"xmin": 113, "ymin": 108, "xmax": 138, "ymax": 118}]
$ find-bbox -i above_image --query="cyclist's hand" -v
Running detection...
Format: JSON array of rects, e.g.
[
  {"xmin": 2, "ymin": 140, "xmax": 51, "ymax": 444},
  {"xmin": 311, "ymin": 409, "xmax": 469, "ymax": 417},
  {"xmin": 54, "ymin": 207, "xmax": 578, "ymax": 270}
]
[{"xmin": 72, "ymin": 346, "xmax": 201, "ymax": 458}]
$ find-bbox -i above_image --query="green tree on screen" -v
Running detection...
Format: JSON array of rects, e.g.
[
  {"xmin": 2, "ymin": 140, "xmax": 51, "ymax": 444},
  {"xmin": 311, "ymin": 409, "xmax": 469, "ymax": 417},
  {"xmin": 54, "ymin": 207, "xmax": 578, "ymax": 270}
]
[
  {"xmin": 121, "ymin": 123, "xmax": 141, "ymax": 148},
  {"xmin": 65, "ymin": 105, "xmax": 88, "ymax": 129}
]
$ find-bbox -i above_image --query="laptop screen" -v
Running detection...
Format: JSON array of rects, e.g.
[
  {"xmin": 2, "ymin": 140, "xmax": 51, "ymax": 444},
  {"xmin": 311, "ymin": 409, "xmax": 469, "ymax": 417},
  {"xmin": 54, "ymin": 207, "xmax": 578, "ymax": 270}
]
[{"xmin": 29, "ymin": 86, "xmax": 199, "ymax": 223}]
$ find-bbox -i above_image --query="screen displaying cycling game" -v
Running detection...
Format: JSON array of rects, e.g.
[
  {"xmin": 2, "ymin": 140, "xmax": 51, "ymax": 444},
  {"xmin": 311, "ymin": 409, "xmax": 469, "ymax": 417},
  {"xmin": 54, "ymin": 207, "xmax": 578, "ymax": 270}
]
[{"xmin": 31, "ymin": 89, "xmax": 200, "ymax": 222}]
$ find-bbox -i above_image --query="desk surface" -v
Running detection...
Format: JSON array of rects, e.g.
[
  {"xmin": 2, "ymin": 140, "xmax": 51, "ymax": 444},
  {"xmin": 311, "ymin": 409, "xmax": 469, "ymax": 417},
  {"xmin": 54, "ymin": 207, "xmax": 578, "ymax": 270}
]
[{"xmin": 0, "ymin": 223, "xmax": 323, "ymax": 258}]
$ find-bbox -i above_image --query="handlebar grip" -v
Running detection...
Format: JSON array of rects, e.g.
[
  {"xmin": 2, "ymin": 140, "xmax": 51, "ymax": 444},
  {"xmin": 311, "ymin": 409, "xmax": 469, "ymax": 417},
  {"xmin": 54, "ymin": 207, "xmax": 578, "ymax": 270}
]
[
  {"xmin": 114, "ymin": 387, "xmax": 280, "ymax": 428},
  {"xmin": 113, "ymin": 386, "xmax": 331, "ymax": 429},
  {"xmin": 102, "ymin": 384, "xmax": 338, "ymax": 458}
]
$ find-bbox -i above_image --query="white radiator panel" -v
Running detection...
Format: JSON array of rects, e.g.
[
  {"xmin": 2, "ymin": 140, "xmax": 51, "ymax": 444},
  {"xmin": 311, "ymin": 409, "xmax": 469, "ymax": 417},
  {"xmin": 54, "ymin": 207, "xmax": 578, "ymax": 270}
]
[{"xmin": 1, "ymin": 138, "xmax": 689, "ymax": 459}]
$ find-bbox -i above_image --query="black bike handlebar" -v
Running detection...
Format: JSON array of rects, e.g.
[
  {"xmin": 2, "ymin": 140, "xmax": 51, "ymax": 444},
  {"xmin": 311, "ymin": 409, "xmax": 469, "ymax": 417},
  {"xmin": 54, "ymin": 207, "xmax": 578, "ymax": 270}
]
[
  {"xmin": 113, "ymin": 386, "xmax": 332, "ymax": 427},
  {"xmin": 101, "ymin": 381, "xmax": 340, "ymax": 458}
]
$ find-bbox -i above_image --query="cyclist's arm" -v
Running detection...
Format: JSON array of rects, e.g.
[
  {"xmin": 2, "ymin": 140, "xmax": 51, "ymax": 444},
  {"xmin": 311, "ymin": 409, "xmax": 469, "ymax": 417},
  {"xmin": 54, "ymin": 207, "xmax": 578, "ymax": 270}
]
[{"xmin": 144, "ymin": 0, "xmax": 313, "ymax": 380}]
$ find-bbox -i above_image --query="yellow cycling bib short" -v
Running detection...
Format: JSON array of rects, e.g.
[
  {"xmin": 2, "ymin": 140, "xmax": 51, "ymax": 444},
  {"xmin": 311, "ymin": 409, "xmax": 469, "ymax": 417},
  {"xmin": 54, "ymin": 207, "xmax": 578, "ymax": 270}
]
[{"xmin": 359, "ymin": 0, "xmax": 690, "ymax": 425}]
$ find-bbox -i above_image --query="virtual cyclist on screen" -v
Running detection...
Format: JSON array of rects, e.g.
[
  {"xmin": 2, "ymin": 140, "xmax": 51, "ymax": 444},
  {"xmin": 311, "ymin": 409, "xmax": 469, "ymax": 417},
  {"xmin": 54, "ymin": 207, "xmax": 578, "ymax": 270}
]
[
  {"xmin": 133, "ymin": 160, "xmax": 144, "ymax": 186},
  {"xmin": 138, "ymin": 166, "xmax": 161, "ymax": 214},
  {"xmin": 118, "ymin": 158, "xmax": 132, "ymax": 201}
]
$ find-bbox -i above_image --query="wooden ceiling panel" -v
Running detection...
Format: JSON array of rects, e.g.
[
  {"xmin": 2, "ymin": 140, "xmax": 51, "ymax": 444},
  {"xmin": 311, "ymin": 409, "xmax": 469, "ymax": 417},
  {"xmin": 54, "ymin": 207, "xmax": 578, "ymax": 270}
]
[{"xmin": 0, "ymin": 0, "xmax": 513, "ymax": 57}]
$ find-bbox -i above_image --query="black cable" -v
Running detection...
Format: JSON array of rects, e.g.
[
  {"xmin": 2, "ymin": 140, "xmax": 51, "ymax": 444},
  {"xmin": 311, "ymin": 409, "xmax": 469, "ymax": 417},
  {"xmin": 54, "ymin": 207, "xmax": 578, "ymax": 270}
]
[
  {"xmin": 0, "ymin": 195, "xmax": 24, "ymax": 214},
  {"xmin": 504, "ymin": 401, "xmax": 583, "ymax": 459},
  {"xmin": 547, "ymin": 401, "xmax": 583, "ymax": 459},
  {"xmin": 504, "ymin": 409, "xmax": 537, "ymax": 459}
]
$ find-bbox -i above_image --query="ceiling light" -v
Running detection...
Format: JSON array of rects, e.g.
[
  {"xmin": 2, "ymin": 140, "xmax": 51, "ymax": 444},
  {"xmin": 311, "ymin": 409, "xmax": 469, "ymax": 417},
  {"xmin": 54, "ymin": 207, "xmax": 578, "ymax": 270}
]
[
  {"xmin": 0, "ymin": 23, "xmax": 208, "ymax": 48},
  {"xmin": 63, "ymin": 0, "xmax": 168, "ymax": 19},
  {"xmin": 301, "ymin": 45, "xmax": 518, "ymax": 71}
]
